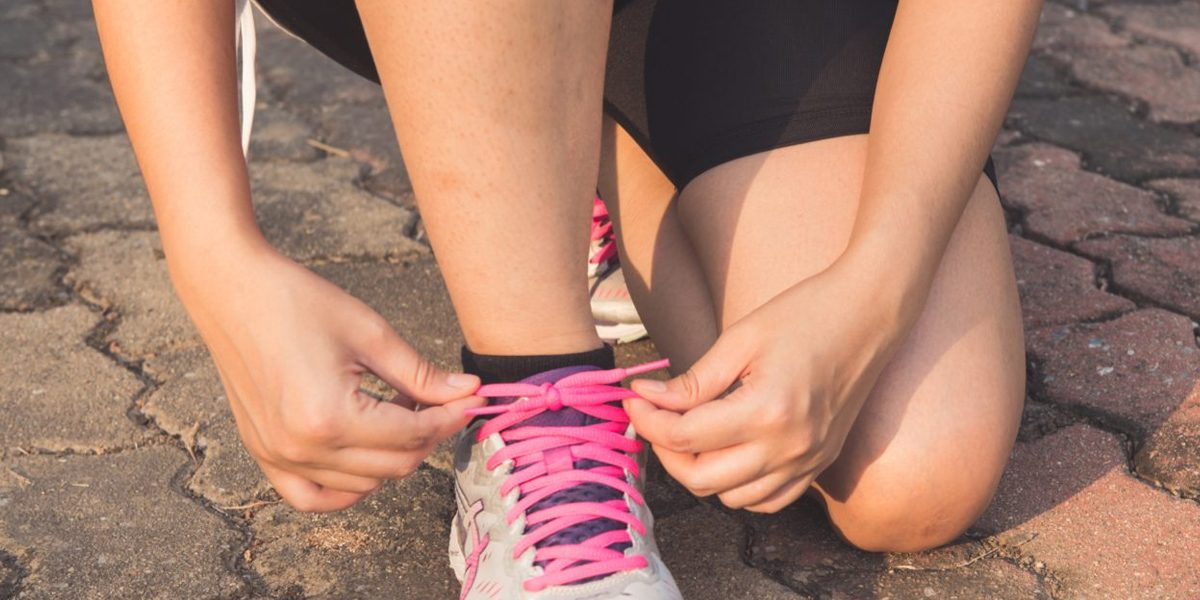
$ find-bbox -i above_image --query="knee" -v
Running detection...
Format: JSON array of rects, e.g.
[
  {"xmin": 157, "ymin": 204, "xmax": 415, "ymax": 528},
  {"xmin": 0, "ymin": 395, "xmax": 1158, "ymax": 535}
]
[{"xmin": 825, "ymin": 481, "xmax": 994, "ymax": 553}]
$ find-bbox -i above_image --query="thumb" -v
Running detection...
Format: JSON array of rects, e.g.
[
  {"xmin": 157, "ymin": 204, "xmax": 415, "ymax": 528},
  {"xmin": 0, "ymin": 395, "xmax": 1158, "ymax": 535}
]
[
  {"xmin": 358, "ymin": 322, "xmax": 479, "ymax": 405},
  {"xmin": 630, "ymin": 327, "xmax": 749, "ymax": 411}
]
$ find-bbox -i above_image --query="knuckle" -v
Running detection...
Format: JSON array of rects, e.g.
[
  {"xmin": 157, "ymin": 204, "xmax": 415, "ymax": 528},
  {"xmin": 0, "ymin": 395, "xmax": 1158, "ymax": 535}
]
[
  {"xmin": 664, "ymin": 427, "xmax": 693, "ymax": 453},
  {"xmin": 410, "ymin": 357, "xmax": 436, "ymax": 392},
  {"xmin": 286, "ymin": 409, "xmax": 342, "ymax": 446},
  {"xmin": 393, "ymin": 456, "xmax": 423, "ymax": 478},
  {"xmin": 272, "ymin": 441, "xmax": 312, "ymax": 465},
  {"xmin": 680, "ymin": 370, "xmax": 703, "ymax": 402}
]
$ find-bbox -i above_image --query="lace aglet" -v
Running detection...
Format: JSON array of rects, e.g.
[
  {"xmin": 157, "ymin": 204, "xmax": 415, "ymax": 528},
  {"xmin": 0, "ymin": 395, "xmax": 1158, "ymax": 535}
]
[{"xmin": 621, "ymin": 358, "xmax": 670, "ymax": 378}]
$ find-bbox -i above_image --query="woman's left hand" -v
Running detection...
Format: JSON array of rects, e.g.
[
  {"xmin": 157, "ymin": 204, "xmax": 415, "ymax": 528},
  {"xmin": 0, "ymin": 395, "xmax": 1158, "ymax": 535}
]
[{"xmin": 625, "ymin": 253, "xmax": 923, "ymax": 513}]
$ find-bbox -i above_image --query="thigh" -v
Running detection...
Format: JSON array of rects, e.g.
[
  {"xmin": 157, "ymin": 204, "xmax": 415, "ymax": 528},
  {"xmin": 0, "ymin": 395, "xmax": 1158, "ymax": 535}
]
[{"xmin": 676, "ymin": 136, "xmax": 1025, "ymax": 549}]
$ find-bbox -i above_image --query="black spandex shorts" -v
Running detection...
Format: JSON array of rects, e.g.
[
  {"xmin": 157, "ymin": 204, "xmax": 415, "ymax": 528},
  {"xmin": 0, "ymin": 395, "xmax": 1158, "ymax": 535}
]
[{"xmin": 255, "ymin": 0, "xmax": 998, "ymax": 191}]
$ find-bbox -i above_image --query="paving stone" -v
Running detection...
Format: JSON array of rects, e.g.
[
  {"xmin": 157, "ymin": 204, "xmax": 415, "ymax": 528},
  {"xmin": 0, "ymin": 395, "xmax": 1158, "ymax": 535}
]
[
  {"xmin": 249, "ymin": 158, "xmax": 425, "ymax": 262},
  {"xmin": 0, "ymin": 305, "xmax": 146, "ymax": 453},
  {"xmin": 976, "ymin": 425, "xmax": 1200, "ymax": 599},
  {"xmin": 1075, "ymin": 234, "xmax": 1200, "ymax": 320},
  {"xmin": 63, "ymin": 230, "xmax": 198, "ymax": 360},
  {"xmin": 657, "ymin": 504, "xmax": 800, "ymax": 600},
  {"xmin": 994, "ymin": 144, "xmax": 1192, "ymax": 244},
  {"xmin": 1101, "ymin": 3, "xmax": 1200, "ymax": 58},
  {"xmin": 1146, "ymin": 178, "xmax": 1200, "ymax": 222},
  {"xmin": 248, "ymin": 467, "xmax": 459, "ymax": 599},
  {"xmin": 0, "ymin": 45, "xmax": 121, "ymax": 137},
  {"xmin": 1027, "ymin": 308, "xmax": 1200, "ymax": 495},
  {"xmin": 0, "ymin": 447, "xmax": 245, "ymax": 599},
  {"xmin": 1028, "ymin": 308, "xmax": 1199, "ymax": 431},
  {"xmin": 1033, "ymin": 4, "xmax": 1127, "ymax": 54},
  {"xmin": 0, "ymin": 225, "xmax": 68, "ymax": 311},
  {"xmin": 743, "ymin": 498, "xmax": 1049, "ymax": 600},
  {"xmin": 142, "ymin": 348, "xmax": 271, "ymax": 508},
  {"xmin": 1010, "ymin": 236, "xmax": 1134, "ymax": 329},
  {"xmin": 1006, "ymin": 96, "xmax": 1200, "ymax": 180},
  {"xmin": 312, "ymin": 257, "xmax": 462, "ymax": 371},
  {"xmin": 1015, "ymin": 55, "xmax": 1075, "ymax": 100},
  {"xmin": 256, "ymin": 20, "xmax": 382, "ymax": 110},
  {"xmin": 1057, "ymin": 43, "xmax": 1200, "ymax": 124},
  {"xmin": 248, "ymin": 103, "xmax": 322, "ymax": 162},
  {"xmin": 0, "ymin": 4, "xmax": 62, "ymax": 60},
  {"xmin": 6, "ymin": 135, "xmax": 152, "ymax": 236}
]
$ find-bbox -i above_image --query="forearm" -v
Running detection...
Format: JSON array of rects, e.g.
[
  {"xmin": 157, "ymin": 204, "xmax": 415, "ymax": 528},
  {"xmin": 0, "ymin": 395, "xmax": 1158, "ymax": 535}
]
[
  {"xmin": 93, "ymin": 1, "xmax": 264, "ymax": 283},
  {"xmin": 842, "ymin": 0, "xmax": 1041, "ymax": 318}
]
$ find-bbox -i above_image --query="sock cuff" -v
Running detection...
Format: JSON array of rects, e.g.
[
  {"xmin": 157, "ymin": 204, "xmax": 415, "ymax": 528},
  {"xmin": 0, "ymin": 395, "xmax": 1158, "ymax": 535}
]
[{"xmin": 461, "ymin": 345, "xmax": 615, "ymax": 385}]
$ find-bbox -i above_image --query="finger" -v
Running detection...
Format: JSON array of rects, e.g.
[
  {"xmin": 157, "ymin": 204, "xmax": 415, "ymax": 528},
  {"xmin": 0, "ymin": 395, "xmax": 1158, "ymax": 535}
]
[
  {"xmin": 717, "ymin": 470, "xmax": 798, "ymax": 510},
  {"xmin": 343, "ymin": 393, "xmax": 483, "ymax": 451},
  {"xmin": 650, "ymin": 445, "xmax": 704, "ymax": 495},
  {"xmin": 319, "ymin": 447, "xmax": 428, "ymax": 480},
  {"xmin": 744, "ymin": 474, "xmax": 815, "ymax": 514},
  {"xmin": 288, "ymin": 464, "xmax": 384, "ymax": 495},
  {"xmin": 630, "ymin": 326, "xmax": 750, "ymax": 411},
  {"xmin": 356, "ymin": 320, "xmax": 480, "ymax": 405},
  {"xmin": 624, "ymin": 397, "xmax": 689, "ymax": 452},
  {"xmin": 656, "ymin": 387, "xmax": 762, "ymax": 453},
  {"xmin": 668, "ymin": 443, "xmax": 769, "ymax": 497},
  {"xmin": 261, "ymin": 463, "xmax": 367, "ymax": 513}
]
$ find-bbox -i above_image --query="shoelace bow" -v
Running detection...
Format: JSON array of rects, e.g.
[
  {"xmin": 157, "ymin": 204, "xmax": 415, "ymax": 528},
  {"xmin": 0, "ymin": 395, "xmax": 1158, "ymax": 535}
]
[
  {"xmin": 466, "ymin": 359, "xmax": 669, "ymax": 591},
  {"xmin": 590, "ymin": 196, "xmax": 618, "ymax": 269}
]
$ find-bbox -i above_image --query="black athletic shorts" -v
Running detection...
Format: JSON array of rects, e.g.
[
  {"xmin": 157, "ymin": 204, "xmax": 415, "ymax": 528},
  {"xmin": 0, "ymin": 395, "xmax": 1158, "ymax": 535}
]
[{"xmin": 255, "ymin": 0, "xmax": 998, "ymax": 191}]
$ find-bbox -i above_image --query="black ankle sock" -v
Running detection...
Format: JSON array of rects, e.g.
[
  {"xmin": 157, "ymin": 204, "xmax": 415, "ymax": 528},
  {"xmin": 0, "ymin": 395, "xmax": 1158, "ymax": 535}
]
[{"xmin": 461, "ymin": 345, "xmax": 615, "ymax": 385}]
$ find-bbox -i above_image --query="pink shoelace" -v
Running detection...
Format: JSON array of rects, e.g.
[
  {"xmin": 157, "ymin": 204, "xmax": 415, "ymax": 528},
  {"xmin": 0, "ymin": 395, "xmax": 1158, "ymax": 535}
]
[
  {"xmin": 590, "ymin": 196, "xmax": 618, "ymax": 269},
  {"xmin": 466, "ymin": 359, "xmax": 669, "ymax": 591}
]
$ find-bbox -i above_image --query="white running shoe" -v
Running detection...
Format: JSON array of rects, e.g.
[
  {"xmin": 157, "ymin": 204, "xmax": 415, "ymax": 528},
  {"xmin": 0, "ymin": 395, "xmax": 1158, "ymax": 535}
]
[
  {"xmin": 590, "ymin": 197, "xmax": 649, "ymax": 345},
  {"xmin": 448, "ymin": 361, "xmax": 681, "ymax": 600}
]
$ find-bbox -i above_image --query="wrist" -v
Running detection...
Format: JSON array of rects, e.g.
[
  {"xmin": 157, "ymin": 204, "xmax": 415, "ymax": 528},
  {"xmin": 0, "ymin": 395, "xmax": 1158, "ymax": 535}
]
[{"xmin": 830, "ymin": 235, "xmax": 940, "ymax": 336}]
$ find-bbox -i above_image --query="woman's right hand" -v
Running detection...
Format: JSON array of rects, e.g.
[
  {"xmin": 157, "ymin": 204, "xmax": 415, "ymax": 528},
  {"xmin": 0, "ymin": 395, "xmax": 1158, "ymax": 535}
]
[{"xmin": 171, "ymin": 239, "xmax": 483, "ymax": 512}]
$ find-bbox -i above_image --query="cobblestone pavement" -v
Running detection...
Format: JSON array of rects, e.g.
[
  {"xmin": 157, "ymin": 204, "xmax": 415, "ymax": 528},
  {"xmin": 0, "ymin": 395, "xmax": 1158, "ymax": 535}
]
[{"xmin": 2, "ymin": 1, "xmax": 1199, "ymax": 599}]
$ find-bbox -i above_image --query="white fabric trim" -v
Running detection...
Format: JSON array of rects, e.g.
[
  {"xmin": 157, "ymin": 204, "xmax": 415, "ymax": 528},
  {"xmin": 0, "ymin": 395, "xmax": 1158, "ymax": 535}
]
[{"xmin": 234, "ymin": 0, "xmax": 257, "ymax": 157}]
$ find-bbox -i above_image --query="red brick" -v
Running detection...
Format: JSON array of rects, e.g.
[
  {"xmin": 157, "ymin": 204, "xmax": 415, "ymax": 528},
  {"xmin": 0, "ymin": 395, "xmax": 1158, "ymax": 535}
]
[
  {"xmin": 1033, "ymin": 4, "xmax": 1127, "ymax": 53},
  {"xmin": 1027, "ymin": 308, "xmax": 1200, "ymax": 497},
  {"xmin": 1101, "ymin": 3, "xmax": 1200, "ymax": 59},
  {"xmin": 977, "ymin": 425, "xmax": 1200, "ymax": 599},
  {"xmin": 994, "ymin": 144, "xmax": 1192, "ymax": 244},
  {"xmin": 1076, "ymin": 235, "xmax": 1200, "ymax": 320},
  {"xmin": 744, "ymin": 499, "xmax": 1049, "ymax": 599},
  {"xmin": 1147, "ymin": 178, "xmax": 1200, "ymax": 222},
  {"xmin": 1027, "ymin": 308, "xmax": 1200, "ymax": 429},
  {"xmin": 1010, "ymin": 236, "xmax": 1134, "ymax": 329},
  {"xmin": 1055, "ymin": 43, "xmax": 1200, "ymax": 124}
]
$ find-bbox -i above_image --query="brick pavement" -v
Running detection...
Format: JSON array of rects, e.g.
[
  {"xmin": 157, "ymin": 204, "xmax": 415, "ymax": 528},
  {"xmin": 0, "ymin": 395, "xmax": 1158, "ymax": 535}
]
[{"xmin": 2, "ymin": 1, "xmax": 1199, "ymax": 598}]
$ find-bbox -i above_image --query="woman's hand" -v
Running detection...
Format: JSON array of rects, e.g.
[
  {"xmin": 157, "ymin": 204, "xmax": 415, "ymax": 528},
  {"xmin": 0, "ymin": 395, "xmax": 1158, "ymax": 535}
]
[
  {"xmin": 172, "ymin": 240, "xmax": 483, "ymax": 513},
  {"xmin": 625, "ymin": 252, "xmax": 923, "ymax": 513}
]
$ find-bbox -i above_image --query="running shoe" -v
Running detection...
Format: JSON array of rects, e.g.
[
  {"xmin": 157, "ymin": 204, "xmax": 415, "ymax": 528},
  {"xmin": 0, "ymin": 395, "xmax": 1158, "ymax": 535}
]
[
  {"xmin": 589, "ymin": 197, "xmax": 649, "ymax": 344},
  {"xmin": 449, "ymin": 360, "xmax": 681, "ymax": 600}
]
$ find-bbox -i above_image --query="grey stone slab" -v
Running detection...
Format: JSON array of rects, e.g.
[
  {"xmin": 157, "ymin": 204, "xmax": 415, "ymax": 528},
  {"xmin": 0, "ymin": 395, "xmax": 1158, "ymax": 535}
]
[
  {"xmin": 0, "ymin": 52, "xmax": 121, "ymax": 137},
  {"xmin": 657, "ymin": 504, "xmax": 801, "ymax": 600},
  {"xmin": 0, "ymin": 225, "xmax": 68, "ymax": 311},
  {"xmin": 63, "ymin": 230, "xmax": 199, "ymax": 360},
  {"xmin": 0, "ymin": 305, "xmax": 147, "ymax": 453},
  {"xmin": 6, "ymin": 135, "xmax": 152, "ymax": 236},
  {"xmin": 255, "ymin": 19, "xmax": 383, "ymax": 110},
  {"xmin": 248, "ymin": 467, "xmax": 459, "ymax": 599},
  {"xmin": 250, "ymin": 158, "xmax": 425, "ymax": 262},
  {"xmin": 0, "ymin": 447, "xmax": 245, "ymax": 599},
  {"xmin": 142, "ymin": 348, "xmax": 271, "ymax": 508},
  {"xmin": 311, "ymin": 257, "xmax": 462, "ymax": 371},
  {"xmin": 249, "ymin": 103, "xmax": 322, "ymax": 163}
]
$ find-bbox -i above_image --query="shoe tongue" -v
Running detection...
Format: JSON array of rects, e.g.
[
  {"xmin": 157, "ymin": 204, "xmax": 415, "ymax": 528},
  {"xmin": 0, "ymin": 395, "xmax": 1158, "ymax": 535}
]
[{"xmin": 489, "ymin": 365, "xmax": 601, "ymax": 428}]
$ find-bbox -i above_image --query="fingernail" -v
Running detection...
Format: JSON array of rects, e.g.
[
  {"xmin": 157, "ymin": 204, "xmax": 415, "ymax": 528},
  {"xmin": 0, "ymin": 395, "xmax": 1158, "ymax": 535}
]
[
  {"xmin": 447, "ymin": 373, "xmax": 479, "ymax": 390},
  {"xmin": 636, "ymin": 379, "xmax": 667, "ymax": 394}
]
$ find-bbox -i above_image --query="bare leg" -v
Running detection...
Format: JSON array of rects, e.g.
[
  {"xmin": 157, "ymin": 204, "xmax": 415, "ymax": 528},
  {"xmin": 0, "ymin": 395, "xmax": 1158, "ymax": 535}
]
[
  {"xmin": 355, "ymin": 0, "xmax": 613, "ymax": 355},
  {"xmin": 609, "ymin": 131, "xmax": 1025, "ymax": 552}
]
